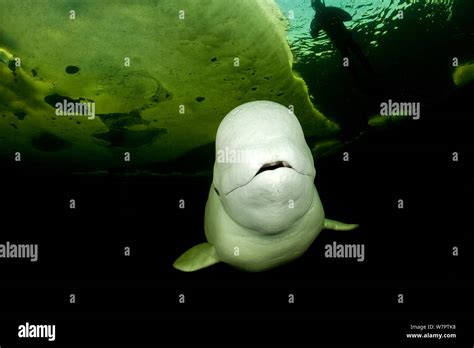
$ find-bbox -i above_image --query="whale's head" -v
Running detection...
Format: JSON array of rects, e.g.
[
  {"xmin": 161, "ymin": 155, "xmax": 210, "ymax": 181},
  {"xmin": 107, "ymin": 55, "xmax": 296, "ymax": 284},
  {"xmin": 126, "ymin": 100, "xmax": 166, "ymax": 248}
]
[{"xmin": 212, "ymin": 101, "xmax": 316, "ymax": 234}]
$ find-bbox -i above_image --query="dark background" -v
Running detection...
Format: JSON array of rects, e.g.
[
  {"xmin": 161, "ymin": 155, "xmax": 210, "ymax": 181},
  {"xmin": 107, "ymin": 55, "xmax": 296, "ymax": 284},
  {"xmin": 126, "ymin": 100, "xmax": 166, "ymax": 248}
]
[
  {"xmin": 1, "ymin": 1, "xmax": 474, "ymax": 341},
  {"xmin": 0, "ymin": 81, "xmax": 473, "ymax": 345}
]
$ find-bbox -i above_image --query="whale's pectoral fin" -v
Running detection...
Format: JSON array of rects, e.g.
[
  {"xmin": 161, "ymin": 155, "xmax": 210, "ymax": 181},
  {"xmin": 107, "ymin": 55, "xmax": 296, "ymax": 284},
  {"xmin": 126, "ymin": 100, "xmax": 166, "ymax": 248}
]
[
  {"xmin": 324, "ymin": 218, "xmax": 359, "ymax": 231},
  {"xmin": 173, "ymin": 243, "xmax": 219, "ymax": 272}
]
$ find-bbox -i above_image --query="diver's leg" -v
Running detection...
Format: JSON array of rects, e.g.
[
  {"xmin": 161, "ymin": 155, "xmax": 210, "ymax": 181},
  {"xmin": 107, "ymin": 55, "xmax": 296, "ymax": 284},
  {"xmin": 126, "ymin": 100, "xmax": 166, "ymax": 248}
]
[
  {"xmin": 334, "ymin": 42, "xmax": 360, "ymax": 83},
  {"xmin": 348, "ymin": 39, "xmax": 374, "ymax": 73},
  {"xmin": 333, "ymin": 45, "xmax": 367, "ymax": 138}
]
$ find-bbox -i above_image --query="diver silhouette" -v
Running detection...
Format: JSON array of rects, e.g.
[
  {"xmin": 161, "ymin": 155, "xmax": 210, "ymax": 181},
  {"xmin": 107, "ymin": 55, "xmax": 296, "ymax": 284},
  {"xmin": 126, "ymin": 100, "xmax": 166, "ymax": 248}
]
[{"xmin": 310, "ymin": 0, "xmax": 373, "ymax": 81}]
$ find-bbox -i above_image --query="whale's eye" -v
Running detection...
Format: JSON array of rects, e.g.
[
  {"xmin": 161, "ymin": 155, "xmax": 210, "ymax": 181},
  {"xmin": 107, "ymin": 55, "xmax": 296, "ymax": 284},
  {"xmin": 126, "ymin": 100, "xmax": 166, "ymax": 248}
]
[
  {"xmin": 214, "ymin": 187, "xmax": 220, "ymax": 196},
  {"xmin": 255, "ymin": 161, "xmax": 292, "ymax": 176}
]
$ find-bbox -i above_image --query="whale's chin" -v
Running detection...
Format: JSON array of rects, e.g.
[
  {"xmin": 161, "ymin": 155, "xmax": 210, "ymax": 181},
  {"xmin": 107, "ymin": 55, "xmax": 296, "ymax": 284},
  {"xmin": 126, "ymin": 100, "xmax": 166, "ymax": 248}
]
[{"xmin": 221, "ymin": 168, "xmax": 315, "ymax": 234}]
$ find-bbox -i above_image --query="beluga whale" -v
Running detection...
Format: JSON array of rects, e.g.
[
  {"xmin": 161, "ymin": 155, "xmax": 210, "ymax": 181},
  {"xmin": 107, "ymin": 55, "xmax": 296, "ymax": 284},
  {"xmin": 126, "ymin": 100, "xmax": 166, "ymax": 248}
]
[{"xmin": 174, "ymin": 100, "xmax": 358, "ymax": 272}]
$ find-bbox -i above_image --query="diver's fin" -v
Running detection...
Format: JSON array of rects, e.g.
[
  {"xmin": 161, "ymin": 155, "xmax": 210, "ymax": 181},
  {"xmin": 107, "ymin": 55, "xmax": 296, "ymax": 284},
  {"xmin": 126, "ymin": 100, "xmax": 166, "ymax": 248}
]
[
  {"xmin": 173, "ymin": 243, "xmax": 219, "ymax": 272},
  {"xmin": 324, "ymin": 218, "xmax": 359, "ymax": 231}
]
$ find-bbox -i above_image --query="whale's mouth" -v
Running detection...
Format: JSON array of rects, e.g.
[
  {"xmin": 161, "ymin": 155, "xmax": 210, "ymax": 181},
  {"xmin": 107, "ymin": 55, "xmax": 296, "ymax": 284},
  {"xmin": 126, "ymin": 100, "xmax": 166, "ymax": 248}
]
[
  {"xmin": 255, "ymin": 160, "xmax": 292, "ymax": 176},
  {"xmin": 224, "ymin": 160, "xmax": 309, "ymax": 196}
]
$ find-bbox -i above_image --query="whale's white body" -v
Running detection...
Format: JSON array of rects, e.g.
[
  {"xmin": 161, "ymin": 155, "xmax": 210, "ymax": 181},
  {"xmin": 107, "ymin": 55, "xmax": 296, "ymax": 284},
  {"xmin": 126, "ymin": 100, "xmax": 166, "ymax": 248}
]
[
  {"xmin": 205, "ymin": 184, "xmax": 324, "ymax": 271},
  {"xmin": 174, "ymin": 100, "xmax": 357, "ymax": 272}
]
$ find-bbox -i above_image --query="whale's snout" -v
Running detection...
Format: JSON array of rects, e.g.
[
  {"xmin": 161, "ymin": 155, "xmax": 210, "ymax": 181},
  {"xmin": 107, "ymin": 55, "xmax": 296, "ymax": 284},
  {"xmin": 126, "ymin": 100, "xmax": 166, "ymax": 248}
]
[
  {"xmin": 212, "ymin": 100, "xmax": 317, "ymax": 234},
  {"xmin": 255, "ymin": 160, "xmax": 292, "ymax": 176}
]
